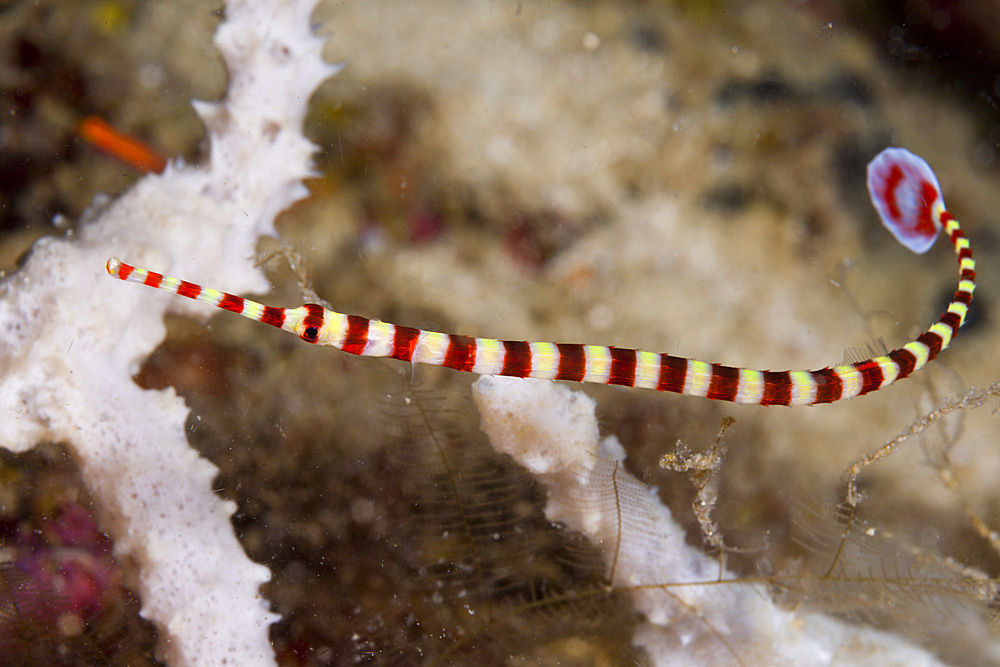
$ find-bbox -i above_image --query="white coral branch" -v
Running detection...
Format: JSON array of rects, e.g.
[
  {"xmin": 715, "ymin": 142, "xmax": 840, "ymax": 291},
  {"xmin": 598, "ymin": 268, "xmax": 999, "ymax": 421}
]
[
  {"xmin": 0, "ymin": 1, "xmax": 338, "ymax": 665},
  {"xmin": 473, "ymin": 376, "xmax": 951, "ymax": 667}
]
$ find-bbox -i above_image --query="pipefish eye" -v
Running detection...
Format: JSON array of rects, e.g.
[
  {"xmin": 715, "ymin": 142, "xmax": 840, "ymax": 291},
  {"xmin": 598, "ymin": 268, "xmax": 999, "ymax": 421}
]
[
  {"xmin": 300, "ymin": 323, "xmax": 322, "ymax": 343},
  {"xmin": 296, "ymin": 303, "xmax": 328, "ymax": 344}
]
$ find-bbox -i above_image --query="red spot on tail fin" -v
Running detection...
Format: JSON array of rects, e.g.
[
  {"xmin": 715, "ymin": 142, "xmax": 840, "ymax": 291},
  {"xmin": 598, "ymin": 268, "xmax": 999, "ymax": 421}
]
[{"xmin": 866, "ymin": 148, "xmax": 943, "ymax": 254}]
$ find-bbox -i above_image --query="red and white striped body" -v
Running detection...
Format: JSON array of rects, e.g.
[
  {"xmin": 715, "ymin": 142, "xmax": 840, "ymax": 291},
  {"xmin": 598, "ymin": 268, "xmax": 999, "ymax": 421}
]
[{"xmin": 106, "ymin": 148, "xmax": 975, "ymax": 406}]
